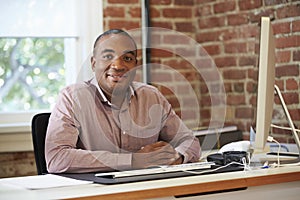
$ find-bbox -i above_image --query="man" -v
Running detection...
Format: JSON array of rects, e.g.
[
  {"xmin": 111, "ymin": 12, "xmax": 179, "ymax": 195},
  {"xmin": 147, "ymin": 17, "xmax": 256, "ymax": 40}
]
[{"xmin": 45, "ymin": 29, "xmax": 201, "ymax": 173}]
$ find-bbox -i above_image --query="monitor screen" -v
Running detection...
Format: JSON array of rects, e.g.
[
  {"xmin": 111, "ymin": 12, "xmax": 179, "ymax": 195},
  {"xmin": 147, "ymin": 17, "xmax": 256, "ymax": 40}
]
[{"xmin": 253, "ymin": 17, "xmax": 276, "ymax": 153}]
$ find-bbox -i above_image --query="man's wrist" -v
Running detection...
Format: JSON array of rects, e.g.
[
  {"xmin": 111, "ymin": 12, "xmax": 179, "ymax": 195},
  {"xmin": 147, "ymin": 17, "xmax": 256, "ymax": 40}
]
[
  {"xmin": 175, "ymin": 152, "xmax": 184, "ymax": 164},
  {"xmin": 179, "ymin": 153, "xmax": 184, "ymax": 163}
]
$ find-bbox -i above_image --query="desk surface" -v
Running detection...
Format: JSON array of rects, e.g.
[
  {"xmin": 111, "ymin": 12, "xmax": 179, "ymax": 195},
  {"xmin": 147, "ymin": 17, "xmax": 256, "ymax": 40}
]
[{"xmin": 1, "ymin": 166, "xmax": 300, "ymax": 200}]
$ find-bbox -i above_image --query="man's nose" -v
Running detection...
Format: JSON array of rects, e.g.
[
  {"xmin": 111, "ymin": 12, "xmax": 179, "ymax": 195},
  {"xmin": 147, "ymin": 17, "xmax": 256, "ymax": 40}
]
[{"xmin": 111, "ymin": 57, "xmax": 126, "ymax": 70}]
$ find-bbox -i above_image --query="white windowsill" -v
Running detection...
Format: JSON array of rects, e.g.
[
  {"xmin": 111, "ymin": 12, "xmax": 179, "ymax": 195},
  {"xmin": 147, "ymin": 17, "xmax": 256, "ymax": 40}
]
[
  {"xmin": 0, "ymin": 123, "xmax": 31, "ymax": 133},
  {"xmin": 0, "ymin": 123, "xmax": 33, "ymax": 153}
]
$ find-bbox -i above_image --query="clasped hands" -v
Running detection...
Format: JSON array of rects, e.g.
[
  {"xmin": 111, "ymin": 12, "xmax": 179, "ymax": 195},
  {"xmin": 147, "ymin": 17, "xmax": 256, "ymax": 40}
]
[{"xmin": 132, "ymin": 141, "xmax": 183, "ymax": 169}]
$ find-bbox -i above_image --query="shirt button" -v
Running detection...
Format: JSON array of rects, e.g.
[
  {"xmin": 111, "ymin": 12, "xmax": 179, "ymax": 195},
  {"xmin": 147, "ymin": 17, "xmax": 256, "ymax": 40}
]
[{"xmin": 123, "ymin": 131, "xmax": 126, "ymax": 135}]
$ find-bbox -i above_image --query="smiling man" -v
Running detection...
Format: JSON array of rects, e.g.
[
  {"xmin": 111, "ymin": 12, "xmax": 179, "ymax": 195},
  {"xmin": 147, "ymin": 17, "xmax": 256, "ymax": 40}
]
[
  {"xmin": 91, "ymin": 30, "xmax": 138, "ymax": 107},
  {"xmin": 45, "ymin": 29, "xmax": 201, "ymax": 173}
]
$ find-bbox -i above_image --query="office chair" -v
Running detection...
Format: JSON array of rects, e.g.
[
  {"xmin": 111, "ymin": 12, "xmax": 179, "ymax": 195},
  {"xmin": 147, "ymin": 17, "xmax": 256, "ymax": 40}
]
[{"xmin": 31, "ymin": 112, "xmax": 51, "ymax": 175}]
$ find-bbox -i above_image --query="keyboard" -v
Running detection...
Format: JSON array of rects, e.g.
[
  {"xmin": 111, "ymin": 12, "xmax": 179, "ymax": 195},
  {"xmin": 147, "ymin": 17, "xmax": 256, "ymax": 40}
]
[{"xmin": 95, "ymin": 162, "xmax": 215, "ymax": 178}]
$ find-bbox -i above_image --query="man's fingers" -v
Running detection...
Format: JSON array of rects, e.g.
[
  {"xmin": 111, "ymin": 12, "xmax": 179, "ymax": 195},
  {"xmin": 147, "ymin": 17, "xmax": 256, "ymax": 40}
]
[
  {"xmin": 146, "ymin": 141, "xmax": 169, "ymax": 149},
  {"xmin": 141, "ymin": 141, "xmax": 171, "ymax": 152},
  {"xmin": 151, "ymin": 141, "xmax": 168, "ymax": 147},
  {"xmin": 154, "ymin": 144, "xmax": 175, "ymax": 154},
  {"xmin": 132, "ymin": 141, "xmax": 180, "ymax": 168}
]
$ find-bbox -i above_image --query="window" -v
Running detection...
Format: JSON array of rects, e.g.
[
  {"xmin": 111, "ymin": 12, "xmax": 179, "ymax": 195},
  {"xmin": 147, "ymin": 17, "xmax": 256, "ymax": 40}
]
[
  {"xmin": 0, "ymin": 0, "xmax": 102, "ymax": 131},
  {"xmin": 0, "ymin": 38, "xmax": 65, "ymax": 111}
]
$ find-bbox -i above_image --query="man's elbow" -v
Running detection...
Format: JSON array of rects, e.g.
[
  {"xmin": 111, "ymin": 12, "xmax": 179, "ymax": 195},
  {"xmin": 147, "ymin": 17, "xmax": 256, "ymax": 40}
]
[
  {"xmin": 45, "ymin": 149, "xmax": 71, "ymax": 173},
  {"xmin": 46, "ymin": 157, "xmax": 70, "ymax": 173}
]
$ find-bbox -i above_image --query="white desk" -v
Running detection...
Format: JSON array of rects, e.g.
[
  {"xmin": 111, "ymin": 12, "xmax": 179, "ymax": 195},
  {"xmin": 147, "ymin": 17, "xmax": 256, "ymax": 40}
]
[
  {"xmin": 1, "ymin": 166, "xmax": 300, "ymax": 200},
  {"xmin": 174, "ymin": 181, "xmax": 299, "ymax": 200}
]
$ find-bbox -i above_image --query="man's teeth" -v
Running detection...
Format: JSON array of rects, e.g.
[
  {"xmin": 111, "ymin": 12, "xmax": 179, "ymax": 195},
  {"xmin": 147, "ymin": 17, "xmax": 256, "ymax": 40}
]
[{"xmin": 109, "ymin": 74, "xmax": 126, "ymax": 78}]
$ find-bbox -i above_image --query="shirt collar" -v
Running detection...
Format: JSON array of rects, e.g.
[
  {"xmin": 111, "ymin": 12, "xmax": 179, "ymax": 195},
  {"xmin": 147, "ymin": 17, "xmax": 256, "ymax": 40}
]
[{"xmin": 91, "ymin": 77, "xmax": 134, "ymax": 105}]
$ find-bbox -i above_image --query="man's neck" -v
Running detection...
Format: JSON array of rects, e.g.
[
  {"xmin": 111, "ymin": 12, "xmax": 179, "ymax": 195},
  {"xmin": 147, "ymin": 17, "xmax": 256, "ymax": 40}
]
[
  {"xmin": 92, "ymin": 78, "xmax": 132, "ymax": 108},
  {"xmin": 105, "ymin": 90, "xmax": 127, "ymax": 108}
]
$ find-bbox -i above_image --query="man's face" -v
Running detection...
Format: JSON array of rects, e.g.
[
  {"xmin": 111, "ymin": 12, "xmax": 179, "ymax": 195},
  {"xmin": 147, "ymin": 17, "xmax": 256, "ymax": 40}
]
[{"xmin": 91, "ymin": 34, "xmax": 137, "ymax": 97}]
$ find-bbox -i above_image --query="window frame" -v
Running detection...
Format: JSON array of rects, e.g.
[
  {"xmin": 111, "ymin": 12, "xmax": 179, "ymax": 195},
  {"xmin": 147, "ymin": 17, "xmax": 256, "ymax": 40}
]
[{"xmin": 0, "ymin": 0, "xmax": 103, "ymax": 134}]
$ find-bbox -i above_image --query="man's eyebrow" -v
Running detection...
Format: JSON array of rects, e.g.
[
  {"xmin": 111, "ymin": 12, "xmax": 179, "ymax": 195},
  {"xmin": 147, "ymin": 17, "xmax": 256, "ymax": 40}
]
[
  {"xmin": 123, "ymin": 50, "xmax": 136, "ymax": 56},
  {"xmin": 100, "ymin": 49, "xmax": 136, "ymax": 56},
  {"xmin": 101, "ymin": 49, "xmax": 115, "ymax": 54}
]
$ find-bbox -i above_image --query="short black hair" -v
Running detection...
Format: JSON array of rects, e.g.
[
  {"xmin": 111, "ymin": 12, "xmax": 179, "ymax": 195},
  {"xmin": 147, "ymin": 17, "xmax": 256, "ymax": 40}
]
[{"xmin": 93, "ymin": 29, "xmax": 137, "ymax": 49}]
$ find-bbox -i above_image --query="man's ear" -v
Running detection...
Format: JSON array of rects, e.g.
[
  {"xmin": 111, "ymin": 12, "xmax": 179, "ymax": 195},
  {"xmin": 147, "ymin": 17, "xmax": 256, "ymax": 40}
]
[{"xmin": 91, "ymin": 56, "xmax": 96, "ymax": 71}]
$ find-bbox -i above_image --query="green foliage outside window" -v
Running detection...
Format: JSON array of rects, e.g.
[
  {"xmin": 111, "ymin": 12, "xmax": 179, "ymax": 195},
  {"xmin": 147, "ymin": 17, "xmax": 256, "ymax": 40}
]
[{"xmin": 0, "ymin": 38, "xmax": 65, "ymax": 111}]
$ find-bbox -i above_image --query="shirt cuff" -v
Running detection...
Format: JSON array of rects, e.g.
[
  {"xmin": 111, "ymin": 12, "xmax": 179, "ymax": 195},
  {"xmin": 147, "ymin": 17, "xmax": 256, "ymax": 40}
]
[
  {"xmin": 175, "ymin": 148, "xmax": 188, "ymax": 164},
  {"xmin": 116, "ymin": 153, "xmax": 132, "ymax": 170}
]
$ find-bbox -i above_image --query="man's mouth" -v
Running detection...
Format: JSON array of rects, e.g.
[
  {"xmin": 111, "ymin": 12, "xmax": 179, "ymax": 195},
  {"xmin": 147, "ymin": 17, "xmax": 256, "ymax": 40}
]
[{"xmin": 107, "ymin": 73, "xmax": 127, "ymax": 82}]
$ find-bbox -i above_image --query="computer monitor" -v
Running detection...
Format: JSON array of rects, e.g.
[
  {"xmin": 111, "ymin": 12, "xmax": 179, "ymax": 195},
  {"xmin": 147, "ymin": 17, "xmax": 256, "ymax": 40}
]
[
  {"xmin": 253, "ymin": 17, "xmax": 300, "ymax": 163},
  {"xmin": 253, "ymin": 17, "xmax": 275, "ymax": 154}
]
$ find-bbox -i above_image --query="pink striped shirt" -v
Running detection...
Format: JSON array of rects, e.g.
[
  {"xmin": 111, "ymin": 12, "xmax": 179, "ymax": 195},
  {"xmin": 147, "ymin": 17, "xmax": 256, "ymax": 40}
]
[{"xmin": 45, "ymin": 78, "xmax": 201, "ymax": 173}]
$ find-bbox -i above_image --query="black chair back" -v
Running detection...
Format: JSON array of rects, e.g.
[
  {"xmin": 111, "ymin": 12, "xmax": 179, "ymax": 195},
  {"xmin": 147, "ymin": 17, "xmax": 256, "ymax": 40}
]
[{"xmin": 31, "ymin": 113, "xmax": 51, "ymax": 175}]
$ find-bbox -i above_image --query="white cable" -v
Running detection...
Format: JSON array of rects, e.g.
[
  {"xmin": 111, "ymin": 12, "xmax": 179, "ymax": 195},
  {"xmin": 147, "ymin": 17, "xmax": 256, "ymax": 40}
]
[
  {"xmin": 242, "ymin": 156, "xmax": 252, "ymax": 171},
  {"xmin": 267, "ymin": 136, "xmax": 281, "ymax": 167},
  {"xmin": 271, "ymin": 123, "xmax": 300, "ymax": 133}
]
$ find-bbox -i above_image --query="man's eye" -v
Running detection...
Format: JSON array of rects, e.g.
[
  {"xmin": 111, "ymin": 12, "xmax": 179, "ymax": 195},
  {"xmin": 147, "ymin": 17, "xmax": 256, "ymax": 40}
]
[
  {"xmin": 123, "ymin": 56, "xmax": 135, "ymax": 62},
  {"xmin": 102, "ymin": 54, "xmax": 114, "ymax": 60}
]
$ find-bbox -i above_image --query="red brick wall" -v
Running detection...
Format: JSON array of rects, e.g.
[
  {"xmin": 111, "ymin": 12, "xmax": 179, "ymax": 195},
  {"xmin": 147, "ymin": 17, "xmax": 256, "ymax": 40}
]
[
  {"xmin": 195, "ymin": 0, "xmax": 300, "ymax": 143},
  {"xmin": 103, "ymin": 0, "xmax": 300, "ymax": 143}
]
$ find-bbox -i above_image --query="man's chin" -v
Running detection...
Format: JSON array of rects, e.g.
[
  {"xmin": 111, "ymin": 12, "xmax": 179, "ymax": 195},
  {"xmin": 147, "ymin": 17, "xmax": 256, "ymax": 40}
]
[{"xmin": 110, "ymin": 82, "xmax": 130, "ymax": 93}]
